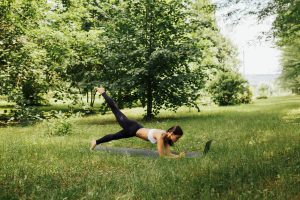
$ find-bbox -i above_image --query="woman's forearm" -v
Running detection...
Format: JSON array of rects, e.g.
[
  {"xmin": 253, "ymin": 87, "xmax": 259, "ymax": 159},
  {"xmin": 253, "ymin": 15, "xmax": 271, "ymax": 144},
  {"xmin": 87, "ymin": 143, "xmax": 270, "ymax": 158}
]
[{"xmin": 157, "ymin": 137, "xmax": 184, "ymax": 158}]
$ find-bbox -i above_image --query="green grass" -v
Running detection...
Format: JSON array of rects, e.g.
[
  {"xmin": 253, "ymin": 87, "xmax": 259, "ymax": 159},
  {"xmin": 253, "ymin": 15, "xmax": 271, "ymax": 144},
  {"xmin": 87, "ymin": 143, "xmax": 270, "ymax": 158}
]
[{"xmin": 1, "ymin": 96, "xmax": 300, "ymax": 199}]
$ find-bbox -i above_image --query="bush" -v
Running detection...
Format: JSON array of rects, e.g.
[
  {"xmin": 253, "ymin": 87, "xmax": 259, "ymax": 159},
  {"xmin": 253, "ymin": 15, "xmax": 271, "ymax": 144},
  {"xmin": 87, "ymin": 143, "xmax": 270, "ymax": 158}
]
[
  {"xmin": 240, "ymin": 85, "xmax": 253, "ymax": 104},
  {"xmin": 10, "ymin": 105, "xmax": 42, "ymax": 124},
  {"xmin": 208, "ymin": 71, "xmax": 253, "ymax": 106},
  {"xmin": 43, "ymin": 111, "xmax": 74, "ymax": 136},
  {"xmin": 257, "ymin": 84, "xmax": 270, "ymax": 99},
  {"xmin": 44, "ymin": 119, "xmax": 73, "ymax": 136}
]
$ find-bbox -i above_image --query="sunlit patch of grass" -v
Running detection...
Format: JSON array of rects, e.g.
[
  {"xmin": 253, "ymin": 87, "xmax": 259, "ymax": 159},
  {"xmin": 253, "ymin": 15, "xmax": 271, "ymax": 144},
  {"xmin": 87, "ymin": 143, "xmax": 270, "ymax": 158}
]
[{"xmin": 282, "ymin": 108, "xmax": 300, "ymax": 123}]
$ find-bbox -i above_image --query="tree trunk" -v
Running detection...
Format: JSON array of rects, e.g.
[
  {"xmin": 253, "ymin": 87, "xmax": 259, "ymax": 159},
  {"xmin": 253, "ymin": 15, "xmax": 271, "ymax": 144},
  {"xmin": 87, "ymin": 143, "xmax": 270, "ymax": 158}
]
[
  {"xmin": 144, "ymin": 0, "xmax": 155, "ymax": 120},
  {"xmin": 145, "ymin": 80, "xmax": 154, "ymax": 120},
  {"xmin": 90, "ymin": 89, "xmax": 95, "ymax": 107}
]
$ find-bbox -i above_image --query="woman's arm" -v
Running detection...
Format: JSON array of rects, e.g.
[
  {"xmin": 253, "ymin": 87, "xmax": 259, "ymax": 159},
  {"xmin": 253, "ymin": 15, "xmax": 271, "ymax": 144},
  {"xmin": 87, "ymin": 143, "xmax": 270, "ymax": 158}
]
[
  {"xmin": 156, "ymin": 135, "xmax": 166, "ymax": 157},
  {"xmin": 164, "ymin": 144, "xmax": 185, "ymax": 158},
  {"xmin": 156, "ymin": 135, "xmax": 184, "ymax": 158}
]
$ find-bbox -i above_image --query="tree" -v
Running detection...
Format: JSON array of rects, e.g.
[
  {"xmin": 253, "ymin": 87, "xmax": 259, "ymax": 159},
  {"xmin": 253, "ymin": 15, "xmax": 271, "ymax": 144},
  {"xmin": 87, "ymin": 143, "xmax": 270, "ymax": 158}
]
[
  {"xmin": 258, "ymin": 0, "xmax": 300, "ymax": 93},
  {"xmin": 208, "ymin": 71, "xmax": 252, "ymax": 106},
  {"xmin": 0, "ymin": 0, "xmax": 50, "ymax": 106},
  {"xmin": 35, "ymin": 0, "xmax": 106, "ymax": 106},
  {"xmin": 0, "ymin": 0, "xmax": 107, "ymax": 108},
  {"xmin": 279, "ymin": 38, "xmax": 300, "ymax": 94},
  {"xmin": 99, "ymin": 0, "xmax": 231, "ymax": 119},
  {"xmin": 192, "ymin": 0, "xmax": 239, "ymax": 73}
]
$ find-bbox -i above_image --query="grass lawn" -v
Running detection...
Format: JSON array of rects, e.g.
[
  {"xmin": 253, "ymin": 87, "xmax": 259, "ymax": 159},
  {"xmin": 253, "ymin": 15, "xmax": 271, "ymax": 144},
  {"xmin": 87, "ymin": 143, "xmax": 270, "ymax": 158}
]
[{"xmin": 0, "ymin": 96, "xmax": 299, "ymax": 199}]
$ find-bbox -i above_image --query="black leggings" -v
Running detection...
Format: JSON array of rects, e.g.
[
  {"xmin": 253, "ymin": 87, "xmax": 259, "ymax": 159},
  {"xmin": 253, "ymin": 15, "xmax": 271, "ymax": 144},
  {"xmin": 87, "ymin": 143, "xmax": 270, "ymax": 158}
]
[{"xmin": 96, "ymin": 92, "xmax": 143, "ymax": 145}]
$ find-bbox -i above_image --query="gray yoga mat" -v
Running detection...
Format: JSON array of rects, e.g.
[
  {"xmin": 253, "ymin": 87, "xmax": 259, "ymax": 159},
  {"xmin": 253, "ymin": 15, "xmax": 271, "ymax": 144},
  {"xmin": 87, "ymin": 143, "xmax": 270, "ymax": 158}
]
[{"xmin": 95, "ymin": 140, "xmax": 213, "ymax": 158}]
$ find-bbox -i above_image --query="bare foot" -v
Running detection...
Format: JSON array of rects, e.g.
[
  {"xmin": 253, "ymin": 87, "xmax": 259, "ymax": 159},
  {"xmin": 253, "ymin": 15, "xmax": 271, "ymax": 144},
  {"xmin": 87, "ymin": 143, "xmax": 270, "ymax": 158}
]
[
  {"xmin": 95, "ymin": 87, "xmax": 105, "ymax": 94},
  {"xmin": 90, "ymin": 140, "xmax": 97, "ymax": 150}
]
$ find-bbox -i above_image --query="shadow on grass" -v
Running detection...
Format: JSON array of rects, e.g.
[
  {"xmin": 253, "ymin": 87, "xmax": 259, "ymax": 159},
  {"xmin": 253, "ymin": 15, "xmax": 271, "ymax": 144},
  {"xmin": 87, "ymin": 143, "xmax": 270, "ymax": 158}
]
[
  {"xmin": 2, "ymin": 95, "xmax": 299, "ymax": 127},
  {"xmin": 0, "ymin": 105, "xmax": 14, "ymax": 109},
  {"xmin": 76, "ymin": 109, "xmax": 282, "ymax": 127}
]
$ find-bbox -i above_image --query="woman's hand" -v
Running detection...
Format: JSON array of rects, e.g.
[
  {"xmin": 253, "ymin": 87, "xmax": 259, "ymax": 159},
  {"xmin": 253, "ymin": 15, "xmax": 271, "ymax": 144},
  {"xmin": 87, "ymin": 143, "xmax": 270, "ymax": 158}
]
[
  {"xmin": 179, "ymin": 152, "xmax": 186, "ymax": 158},
  {"xmin": 165, "ymin": 152, "xmax": 185, "ymax": 159}
]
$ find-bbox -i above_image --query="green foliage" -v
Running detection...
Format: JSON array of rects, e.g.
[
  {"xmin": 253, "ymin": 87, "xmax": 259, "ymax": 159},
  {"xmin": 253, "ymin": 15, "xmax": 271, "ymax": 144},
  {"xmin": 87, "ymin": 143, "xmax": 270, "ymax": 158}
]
[
  {"xmin": 32, "ymin": 0, "xmax": 105, "ymax": 105},
  {"xmin": 240, "ymin": 85, "xmax": 252, "ymax": 104},
  {"xmin": 43, "ymin": 111, "xmax": 74, "ymax": 136},
  {"xmin": 0, "ymin": 0, "xmax": 106, "ymax": 117},
  {"xmin": 9, "ymin": 105, "xmax": 42, "ymax": 124},
  {"xmin": 0, "ymin": 0, "xmax": 239, "ymax": 121},
  {"xmin": 258, "ymin": 0, "xmax": 300, "ymax": 93},
  {"xmin": 99, "ymin": 0, "xmax": 233, "ymax": 119},
  {"xmin": 209, "ymin": 71, "xmax": 252, "ymax": 106},
  {"xmin": 193, "ymin": 1, "xmax": 239, "ymax": 72},
  {"xmin": 215, "ymin": 0, "xmax": 300, "ymax": 42},
  {"xmin": 0, "ymin": 0, "xmax": 50, "ymax": 106},
  {"xmin": 44, "ymin": 119, "xmax": 73, "ymax": 136},
  {"xmin": 279, "ymin": 38, "xmax": 300, "ymax": 94},
  {"xmin": 262, "ymin": 0, "xmax": 300, "ymax": 45}
]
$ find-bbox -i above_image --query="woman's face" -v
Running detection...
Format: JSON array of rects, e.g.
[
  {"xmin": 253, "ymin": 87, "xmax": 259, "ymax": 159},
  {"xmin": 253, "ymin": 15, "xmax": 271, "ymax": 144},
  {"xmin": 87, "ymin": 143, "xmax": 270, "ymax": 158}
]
[{"xmin": 168, "ymin": 132, "xmax": 181, "ymax": 143}]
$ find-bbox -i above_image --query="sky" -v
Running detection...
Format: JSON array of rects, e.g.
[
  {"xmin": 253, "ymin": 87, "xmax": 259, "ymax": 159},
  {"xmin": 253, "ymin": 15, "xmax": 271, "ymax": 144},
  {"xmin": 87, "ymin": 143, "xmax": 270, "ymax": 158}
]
[{"xmin": 214, "ymin": 11, "xmax": 282, "ymax": 75}]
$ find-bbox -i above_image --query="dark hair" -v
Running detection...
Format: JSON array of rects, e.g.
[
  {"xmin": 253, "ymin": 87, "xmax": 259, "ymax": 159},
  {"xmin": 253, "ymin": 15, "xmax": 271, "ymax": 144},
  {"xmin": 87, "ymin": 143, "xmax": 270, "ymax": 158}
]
[
  {"xmin": 164, "ymin": 125, "xmax": 183, "ymax": 146},
  {"xmin": 167, "ymin": 125, "xmax": 183, "ymax": 136}
]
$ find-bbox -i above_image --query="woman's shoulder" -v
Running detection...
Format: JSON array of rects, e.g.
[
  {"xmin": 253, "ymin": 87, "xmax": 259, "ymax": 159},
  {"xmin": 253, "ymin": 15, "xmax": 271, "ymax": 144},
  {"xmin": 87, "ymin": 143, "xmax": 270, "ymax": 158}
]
[
  {"xmin": 153, "ymin": 128, "xmax": 166, "ymax": 133},
  {"xmin": 154, "ymin": 129, "xmax": 166, "ymax": 138}
]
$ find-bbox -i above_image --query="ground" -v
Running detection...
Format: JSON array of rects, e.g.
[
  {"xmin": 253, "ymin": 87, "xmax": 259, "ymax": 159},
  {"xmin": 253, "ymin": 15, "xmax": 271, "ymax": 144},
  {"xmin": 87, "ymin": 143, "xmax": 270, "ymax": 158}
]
[{"xmin": 0, "ymin": 96, "xmax": 299, "ymax": 199}]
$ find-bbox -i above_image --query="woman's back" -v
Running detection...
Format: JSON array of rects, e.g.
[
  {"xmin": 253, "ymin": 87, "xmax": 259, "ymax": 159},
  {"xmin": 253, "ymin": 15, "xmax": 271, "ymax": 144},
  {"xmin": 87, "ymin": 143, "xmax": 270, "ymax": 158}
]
[{"xmin": 136, "ymin": 128, "xmax": 166, "ymax": 143}]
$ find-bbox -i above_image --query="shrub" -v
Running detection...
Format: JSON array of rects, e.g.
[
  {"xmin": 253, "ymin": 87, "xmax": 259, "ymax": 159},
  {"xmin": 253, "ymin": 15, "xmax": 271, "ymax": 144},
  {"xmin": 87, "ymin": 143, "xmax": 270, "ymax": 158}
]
[
  {"xmin": 43, "ymin": 111, "xmax": 74, "ymax": 136},
  {"xmin": 44, "ymin": 119, "xmax": 73, "ymax": 136},
  {"xmin": 257, "ymin": 84, "xmax": 270, "ymax": 99},
  {"xmin": 208, "ymin": 71, "xmax": 253, "ymax": 106},
  {"xmin": 239, "ymin": 87, "xmax": 252, "ymax": 104},
  {"xmin": 10, "ymin": 105, "xmax": 42, "ymax": 123}
]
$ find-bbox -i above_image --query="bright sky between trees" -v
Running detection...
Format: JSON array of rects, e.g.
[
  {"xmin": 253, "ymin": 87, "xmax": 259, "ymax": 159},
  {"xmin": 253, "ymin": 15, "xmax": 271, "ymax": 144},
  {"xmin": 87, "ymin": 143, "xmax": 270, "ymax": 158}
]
[{"xmin": 215, "ymin": 9, "xmax": 281, "ymax": 75}]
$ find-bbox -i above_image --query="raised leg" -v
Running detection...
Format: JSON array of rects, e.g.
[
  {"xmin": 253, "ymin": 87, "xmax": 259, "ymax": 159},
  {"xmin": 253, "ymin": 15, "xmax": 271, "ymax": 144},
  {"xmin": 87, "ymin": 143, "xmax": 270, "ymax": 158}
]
[{"xmin": 102, "ymin": 92, "xmax": 130, "ymax": 130}]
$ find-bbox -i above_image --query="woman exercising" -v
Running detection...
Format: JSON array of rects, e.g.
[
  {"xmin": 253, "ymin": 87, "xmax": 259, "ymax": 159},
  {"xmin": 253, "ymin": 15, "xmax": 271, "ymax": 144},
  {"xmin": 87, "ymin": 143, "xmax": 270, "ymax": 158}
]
[{"xmin": 90, "ymin": 87, "xmax": 184, "ymax": 158}]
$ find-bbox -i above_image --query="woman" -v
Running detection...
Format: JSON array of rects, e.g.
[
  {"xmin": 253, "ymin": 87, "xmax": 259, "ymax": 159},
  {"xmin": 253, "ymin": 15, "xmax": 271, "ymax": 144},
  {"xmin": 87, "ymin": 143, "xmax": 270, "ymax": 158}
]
[{"xmin": 90, "ymin": 87, "xmax": 185, "ymax": 158}]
